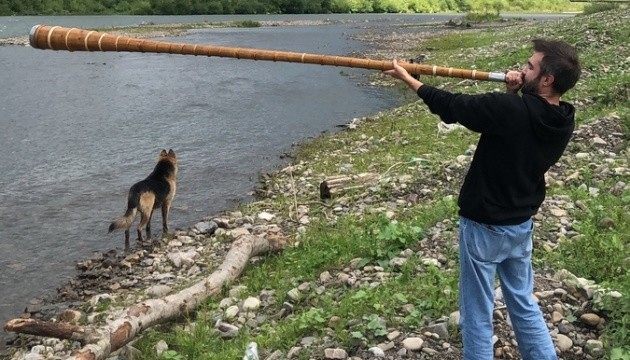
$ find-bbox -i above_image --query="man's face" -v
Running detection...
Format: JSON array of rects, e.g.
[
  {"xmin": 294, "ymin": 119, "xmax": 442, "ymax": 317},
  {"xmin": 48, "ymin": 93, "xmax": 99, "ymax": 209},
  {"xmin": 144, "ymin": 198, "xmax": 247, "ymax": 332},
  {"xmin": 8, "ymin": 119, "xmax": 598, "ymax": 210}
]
[{"xmin": 521, "ymin": 52, "xmax": 545, "ymax": 95}]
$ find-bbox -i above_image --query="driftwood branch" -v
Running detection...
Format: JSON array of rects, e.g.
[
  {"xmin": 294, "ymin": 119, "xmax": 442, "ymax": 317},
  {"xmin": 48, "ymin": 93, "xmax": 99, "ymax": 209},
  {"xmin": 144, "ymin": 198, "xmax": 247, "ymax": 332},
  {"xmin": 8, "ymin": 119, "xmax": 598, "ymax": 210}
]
[
  {"xmin": 3, "ymin": 318, "xmax": 100, "ymax": 344},
  {"xmin": 319, "ymin": 173, "xmax": 379, "ymax": 199},
  {"xmin": 4, "ymin": 234, "xmax": 289, "ymax": 360}
]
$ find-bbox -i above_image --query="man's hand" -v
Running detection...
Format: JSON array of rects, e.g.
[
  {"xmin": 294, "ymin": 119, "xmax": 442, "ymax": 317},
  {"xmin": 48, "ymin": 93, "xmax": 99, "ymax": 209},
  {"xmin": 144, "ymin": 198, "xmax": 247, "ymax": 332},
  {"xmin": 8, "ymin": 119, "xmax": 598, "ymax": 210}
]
[
  {"xmin": 382, "ymin": 59, "xmax": 423, "ymax": 91},
  {"xmin": 382, "ymin": 59, "xmax": 409, "ymax": 80},
  {"xmin": 505, "ymin": 70, "xmax": 523, "ymax": 94}
]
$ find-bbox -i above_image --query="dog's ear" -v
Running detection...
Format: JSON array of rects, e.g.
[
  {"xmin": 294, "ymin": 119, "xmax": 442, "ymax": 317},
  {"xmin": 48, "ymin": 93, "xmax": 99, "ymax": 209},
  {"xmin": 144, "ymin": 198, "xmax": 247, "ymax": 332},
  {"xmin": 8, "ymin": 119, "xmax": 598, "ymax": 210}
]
[
  {"xmin": 168, "ymin": 149, "xmax": 176, "ymax": 158},
  {"xmin": 160, "ymin": 149, "xmax": 167, "ymax": 156}
]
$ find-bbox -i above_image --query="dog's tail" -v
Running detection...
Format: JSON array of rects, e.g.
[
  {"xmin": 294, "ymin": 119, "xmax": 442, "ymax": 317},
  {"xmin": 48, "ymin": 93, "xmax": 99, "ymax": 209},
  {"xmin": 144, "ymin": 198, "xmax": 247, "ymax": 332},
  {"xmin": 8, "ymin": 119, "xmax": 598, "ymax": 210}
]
[{"xmin": 108, "ymin": 196, "xmax": 138, "ymax": 233}]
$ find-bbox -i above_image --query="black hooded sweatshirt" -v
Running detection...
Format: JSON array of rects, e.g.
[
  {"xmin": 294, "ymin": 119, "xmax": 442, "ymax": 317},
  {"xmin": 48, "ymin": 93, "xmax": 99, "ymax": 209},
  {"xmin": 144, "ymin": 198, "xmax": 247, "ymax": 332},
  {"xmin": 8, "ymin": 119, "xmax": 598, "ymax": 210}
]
[{"xmin": 417, "ymin": 85, "xmax": 575, "ymax": 225}]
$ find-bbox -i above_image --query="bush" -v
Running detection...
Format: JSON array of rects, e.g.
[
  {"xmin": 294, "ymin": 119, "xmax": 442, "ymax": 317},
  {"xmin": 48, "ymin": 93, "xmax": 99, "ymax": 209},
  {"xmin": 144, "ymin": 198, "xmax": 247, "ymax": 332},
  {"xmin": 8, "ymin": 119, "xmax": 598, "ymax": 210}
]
[{"xmin": 232, "ymin": 20, "xmax": 262, "ymax": 28}]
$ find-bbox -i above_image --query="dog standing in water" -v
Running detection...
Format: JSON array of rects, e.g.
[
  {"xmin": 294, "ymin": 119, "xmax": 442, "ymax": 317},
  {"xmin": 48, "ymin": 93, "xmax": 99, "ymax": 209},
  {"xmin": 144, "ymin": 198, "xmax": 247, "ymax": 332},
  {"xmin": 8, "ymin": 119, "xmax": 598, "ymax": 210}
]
[{"xmin": 109, "ymin": 149, "xmax": 177, "ymax": 250}]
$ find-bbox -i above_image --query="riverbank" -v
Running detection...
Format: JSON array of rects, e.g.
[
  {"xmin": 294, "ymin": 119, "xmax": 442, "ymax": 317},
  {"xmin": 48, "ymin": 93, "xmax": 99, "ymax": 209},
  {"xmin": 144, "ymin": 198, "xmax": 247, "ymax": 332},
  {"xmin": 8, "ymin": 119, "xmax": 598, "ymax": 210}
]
[
  {"xmin": 0, "ymin": 14, "xmax": 528, "ymax": 47},
  {"xmin": 3, "ymin": 8, "xmax": 629, "ymax": 360}
]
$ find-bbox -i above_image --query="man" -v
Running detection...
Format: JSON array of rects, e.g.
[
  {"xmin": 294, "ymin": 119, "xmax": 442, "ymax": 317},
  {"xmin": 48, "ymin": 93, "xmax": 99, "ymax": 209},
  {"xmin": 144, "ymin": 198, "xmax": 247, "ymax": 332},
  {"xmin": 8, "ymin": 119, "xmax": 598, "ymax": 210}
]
[{"xmin": 383, "ymin": 39, "xmax": 581, "ymax": 360}]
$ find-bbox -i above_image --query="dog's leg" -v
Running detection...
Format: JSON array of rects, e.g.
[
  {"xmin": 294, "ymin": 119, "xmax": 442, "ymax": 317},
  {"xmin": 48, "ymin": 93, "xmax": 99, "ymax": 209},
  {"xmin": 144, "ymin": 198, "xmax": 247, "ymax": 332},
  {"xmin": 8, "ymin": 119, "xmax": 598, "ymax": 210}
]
[
  {"xmin": 137, "ymin": 193, "xmax": 155, "ymax": 248},
  {"xmin": 137, "ymin": 209, "xmax": 151, "ymax": 248},
  {"xmin": 136, "ymin": 228, "xmax": 143, "ymax": 246},
  {"xmin": 161, "ymin": 202, "xmax": 170, "ymax": 234},
  {"xmin": 124, "ymin": 229, "xmax": 130, "ymax": 251},
  {"xmin": 146, "ymin": 210, "xmax": 154, "ymax": 241}
]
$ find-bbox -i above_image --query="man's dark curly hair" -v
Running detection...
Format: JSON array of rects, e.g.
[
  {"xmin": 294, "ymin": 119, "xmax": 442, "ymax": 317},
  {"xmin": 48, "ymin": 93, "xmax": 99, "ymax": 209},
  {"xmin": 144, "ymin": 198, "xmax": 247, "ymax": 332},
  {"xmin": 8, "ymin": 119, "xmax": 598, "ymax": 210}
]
[{"xmin": 532, "ymin": 39, "xmax": 581, "ymax": 96}]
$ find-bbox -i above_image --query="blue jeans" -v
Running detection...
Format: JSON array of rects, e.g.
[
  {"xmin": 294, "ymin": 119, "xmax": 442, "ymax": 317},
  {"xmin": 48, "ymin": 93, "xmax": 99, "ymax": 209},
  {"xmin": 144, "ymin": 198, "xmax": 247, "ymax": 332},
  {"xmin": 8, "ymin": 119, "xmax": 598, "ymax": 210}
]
[{"xmin": 458, "ymin": 216, "xmax": 557, "ymax": 360}]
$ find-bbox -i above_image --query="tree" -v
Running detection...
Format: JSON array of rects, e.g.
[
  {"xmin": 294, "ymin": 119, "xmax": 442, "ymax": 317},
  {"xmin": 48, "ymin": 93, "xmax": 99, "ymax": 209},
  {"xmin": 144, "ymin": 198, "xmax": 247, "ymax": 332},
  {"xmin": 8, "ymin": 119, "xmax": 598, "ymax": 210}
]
[
  {"xmin": 0, "ymin": 3, "xmax": 11, "ymax": 15},
  {"xmin": 453, "ymin": 0, "xmax": 472, "ymax": 12},
  {"xmin": 406, "ymin": 0, "xmax": 438, "ymax": 12},
  {"xmin": 150, "ymin": 0, "xmax": 194, "ymax": 14},
  {"xmin": 205, "ymin": 0, "xmax": 224, "ymax": 14},
  {"xmin": 233, "ymin": 0, "xmax": 265, "ymax": 14}
]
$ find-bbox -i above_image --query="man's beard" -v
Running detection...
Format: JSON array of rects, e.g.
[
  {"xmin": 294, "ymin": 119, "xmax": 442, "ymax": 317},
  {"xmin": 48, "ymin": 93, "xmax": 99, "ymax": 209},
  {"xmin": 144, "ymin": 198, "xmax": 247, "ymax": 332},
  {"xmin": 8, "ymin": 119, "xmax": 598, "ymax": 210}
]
[{"xmin": 521, "ymin": 73, "xmax": 542, "ymax": 95}]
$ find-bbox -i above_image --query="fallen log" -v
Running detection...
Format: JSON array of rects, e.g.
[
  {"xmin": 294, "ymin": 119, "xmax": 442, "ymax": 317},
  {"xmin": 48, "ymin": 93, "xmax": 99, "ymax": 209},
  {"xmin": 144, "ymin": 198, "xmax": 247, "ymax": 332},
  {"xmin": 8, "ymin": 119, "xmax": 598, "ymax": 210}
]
[
  {"xmin": 4, "ymin": 234, "xmax": 289, "ymax": 360},
  {"xmin": 319, "ymin": 172, "xmax": 379, "ymax": 199},
  {"xmin": 3, "ymin": 318, "xmax": 99, "ymax": 344}
]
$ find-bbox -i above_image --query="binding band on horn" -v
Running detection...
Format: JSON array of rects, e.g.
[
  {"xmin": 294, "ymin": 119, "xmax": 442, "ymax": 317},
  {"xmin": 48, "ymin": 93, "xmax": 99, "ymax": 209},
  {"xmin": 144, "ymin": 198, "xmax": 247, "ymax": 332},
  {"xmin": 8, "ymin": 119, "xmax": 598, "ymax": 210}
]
[
  {"xmin": 84, "ymin": 31, "xmax": 95, "ymax": 51},
  {"xmin": 115, "ymin": 36, "xmax": 122, "ymax": 51},
  {"xmin": 46, "ymin": 26, "xmax": 60, "ymax": 50},
  {"xmin": 64, "ymin": 28, "xmax": 77, "ymax": 51},
  {"xmin": 97, "ymin": 33, "xmax": 107, "ymax": 51}
]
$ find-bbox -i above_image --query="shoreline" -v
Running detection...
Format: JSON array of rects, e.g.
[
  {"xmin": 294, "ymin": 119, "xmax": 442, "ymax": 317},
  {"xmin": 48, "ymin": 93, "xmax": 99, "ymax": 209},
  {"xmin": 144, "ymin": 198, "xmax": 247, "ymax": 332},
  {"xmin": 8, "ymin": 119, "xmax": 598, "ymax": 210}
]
[
  {"xmin": 0, "ymin": 15, "xmax": 495, "ymax": 47},
  {"xmin": 0, "ymin": 19, "xmax": 384, "ymax": 46}
]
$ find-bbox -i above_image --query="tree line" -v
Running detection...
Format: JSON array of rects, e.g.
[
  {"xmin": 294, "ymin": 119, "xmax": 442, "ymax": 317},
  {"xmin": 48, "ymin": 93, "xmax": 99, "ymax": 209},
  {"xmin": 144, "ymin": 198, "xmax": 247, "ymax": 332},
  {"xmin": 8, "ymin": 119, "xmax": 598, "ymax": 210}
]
[{"xmin": 0, "ymin": 0, "xmax": 578, "ymax": 16}]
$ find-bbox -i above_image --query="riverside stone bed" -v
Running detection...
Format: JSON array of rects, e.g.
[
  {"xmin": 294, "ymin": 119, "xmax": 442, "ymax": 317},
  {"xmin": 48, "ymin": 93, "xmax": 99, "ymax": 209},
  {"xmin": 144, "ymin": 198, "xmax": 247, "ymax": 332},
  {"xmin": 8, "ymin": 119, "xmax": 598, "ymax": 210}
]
[{"xmin": 3, "ymin": 16, "xmax": 628, "ymax": 360}]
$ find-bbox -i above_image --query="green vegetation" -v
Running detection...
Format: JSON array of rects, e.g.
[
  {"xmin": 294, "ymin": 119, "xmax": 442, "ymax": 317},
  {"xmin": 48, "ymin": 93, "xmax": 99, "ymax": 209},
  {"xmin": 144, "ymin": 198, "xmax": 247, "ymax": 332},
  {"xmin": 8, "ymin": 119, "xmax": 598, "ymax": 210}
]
[
  {"xmin": 462, "ymin": 11, "xmax": 503, "ymax": 23},
  {"xmin": 121, "ymin": 7, "xmax": 629, "ymax": 360},
  {"xmin": 0, "ymin": 0, "xmax": 582, "ymax": 16},
  {"xmin": 232, "ymin": 20, "xmax": 262, "ymax": 28},
  {"xmin": 581, "ymin": 2, "xmax": 621, "ymax": 15}
]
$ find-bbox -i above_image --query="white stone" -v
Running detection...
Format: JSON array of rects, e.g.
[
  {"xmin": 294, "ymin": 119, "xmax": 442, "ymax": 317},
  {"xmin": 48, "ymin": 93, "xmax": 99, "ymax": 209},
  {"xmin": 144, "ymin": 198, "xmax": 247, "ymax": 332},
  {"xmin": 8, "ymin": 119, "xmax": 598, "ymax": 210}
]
[
  {"xmin": 167, "ymin": 251, "xmax": 183, "ymax": 268},
  {"xmin": 590, "ymin": 137, "xmax": 607, "ymax": 146},
  {"xmin": 448, "ymin": 311, "xmax": 460, "ymax": 328},
  {"xmin": 368, "ymin": 347, "xmax": 385, "ymax": 357},
  {"xmin": 242, "ymin": 297, "xmax": 261, "ymax": 311},
  {"xmin": 402, "ymin": 337, "xmax": 423, "ymax": 351},
  {"xmin": 324, "ymin": 348, "xmax": 348, "ymax": 359},
  {"xmin": 225, "ymin": 305, "xmax": 239, "ymax": 320},
  {"xmin": 555, "ymin": 334, "xmax": 573, "ymax": 351},
  {"xmin": 258, "ymin": 211, "xmax": 276, "ymax": 221},
  {"xmin": 287, "ymin": 288, "xmax": 301, "ymax": 301},
  {"xmin": 155, "ymin": 340, "xmax": 168, "ymax": 357}
]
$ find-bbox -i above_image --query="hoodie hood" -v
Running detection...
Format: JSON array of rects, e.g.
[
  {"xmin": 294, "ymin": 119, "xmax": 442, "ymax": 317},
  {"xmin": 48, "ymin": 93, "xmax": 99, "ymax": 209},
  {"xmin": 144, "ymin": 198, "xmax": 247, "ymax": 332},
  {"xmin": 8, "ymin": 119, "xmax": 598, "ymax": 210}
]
[{"xmin": 522, "ymin": 93, "xmax": 575, "ymax": 142}]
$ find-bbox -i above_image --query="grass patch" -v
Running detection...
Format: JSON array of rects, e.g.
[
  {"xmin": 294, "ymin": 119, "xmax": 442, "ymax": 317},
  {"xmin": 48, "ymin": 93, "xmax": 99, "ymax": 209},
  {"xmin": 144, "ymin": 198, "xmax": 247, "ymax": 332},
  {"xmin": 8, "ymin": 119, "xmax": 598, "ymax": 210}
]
[
  {"xmin": 231, "ymin": 20, "xmax": 262, "ymax": 28},
  {"xmin": 580, "ymin": 3, "xmax": 621, "ymax": 15},
  {"xmin": 462, "ymin": 12, "xmax": 503, "ymax": 23}
]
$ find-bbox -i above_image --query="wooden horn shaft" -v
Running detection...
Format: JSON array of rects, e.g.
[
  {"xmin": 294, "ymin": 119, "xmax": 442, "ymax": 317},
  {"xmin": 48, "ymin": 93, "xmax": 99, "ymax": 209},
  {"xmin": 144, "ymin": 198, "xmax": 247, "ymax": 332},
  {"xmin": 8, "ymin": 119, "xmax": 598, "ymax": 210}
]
[{"xmin": 29, "ymin": 24, "xmax": 506, "ymax": 82}]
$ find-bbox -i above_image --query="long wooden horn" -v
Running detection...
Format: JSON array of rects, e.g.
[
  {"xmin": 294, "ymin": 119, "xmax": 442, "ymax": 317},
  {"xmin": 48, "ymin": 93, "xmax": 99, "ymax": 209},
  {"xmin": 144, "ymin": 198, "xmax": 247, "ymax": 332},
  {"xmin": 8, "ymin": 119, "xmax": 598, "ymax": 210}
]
[{"xmin": 29, "ymin": 24, "xmax": 506, "ymax": 82}]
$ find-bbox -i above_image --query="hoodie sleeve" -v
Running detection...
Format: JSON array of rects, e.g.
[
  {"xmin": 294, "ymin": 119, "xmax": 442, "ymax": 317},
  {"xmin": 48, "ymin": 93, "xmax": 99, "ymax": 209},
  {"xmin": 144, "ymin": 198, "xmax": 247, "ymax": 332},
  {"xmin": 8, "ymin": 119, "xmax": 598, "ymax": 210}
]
[{"xmin": 417, "ymin": 85, "xmax": 518, "ymax": 134}]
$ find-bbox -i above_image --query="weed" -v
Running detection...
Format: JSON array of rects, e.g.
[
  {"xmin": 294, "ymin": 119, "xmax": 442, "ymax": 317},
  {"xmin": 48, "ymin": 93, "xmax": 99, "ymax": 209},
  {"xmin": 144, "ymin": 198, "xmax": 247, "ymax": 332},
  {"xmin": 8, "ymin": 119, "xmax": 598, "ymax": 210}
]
[{"xmin": 232, "ymin": 20, "xmax": 261, "ymax": 28}]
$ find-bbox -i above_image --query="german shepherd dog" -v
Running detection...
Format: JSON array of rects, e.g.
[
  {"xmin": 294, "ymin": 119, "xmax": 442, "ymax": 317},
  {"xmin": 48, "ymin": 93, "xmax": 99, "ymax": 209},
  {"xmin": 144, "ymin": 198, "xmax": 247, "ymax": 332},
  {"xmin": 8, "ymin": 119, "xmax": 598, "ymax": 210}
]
[{"xmin": 109, "ymin": 149, "xmax": 177, "ymax": 250}]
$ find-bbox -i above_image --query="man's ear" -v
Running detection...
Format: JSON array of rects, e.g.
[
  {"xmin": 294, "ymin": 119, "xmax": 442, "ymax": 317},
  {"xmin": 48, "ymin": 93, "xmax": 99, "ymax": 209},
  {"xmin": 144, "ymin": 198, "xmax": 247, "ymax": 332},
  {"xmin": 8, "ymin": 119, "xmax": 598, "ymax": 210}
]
[{"xmin": 542, "ymin": 74, "xmax": 555, "ymax": 88}]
